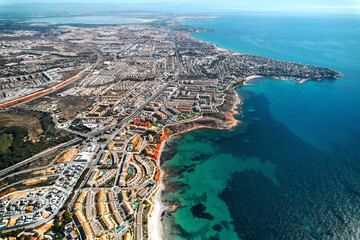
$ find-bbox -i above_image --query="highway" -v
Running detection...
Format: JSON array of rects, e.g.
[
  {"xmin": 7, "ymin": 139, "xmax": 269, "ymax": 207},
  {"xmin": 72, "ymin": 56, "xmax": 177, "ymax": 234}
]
[
  {"xmin": 0, "ymin": 174, "xmax": 60, "ymax": 193},
  {"xmin": 93, "ymin": 80, "xmax": 173, "ymax": 144},
  {"xmin": 57, "ymin": 81, "xmax": 170, "ymax": 139},
  {"xmin": 0, "ymin": 29, "xmax": 180, "ymax": 236},
  {"xmin": 1, "ymin": 42, "xmax": 174, "ymax": 233},
  {"xmin": 0, "ymin": 137, "xmax": 82, "ymax": 177},
  {"xmin": 0, "ymin": 165, "xmax": 49, "ymax": 183},
  {"xmin": 0, "ymin": 38, "xmax": 102, "ymax": 109},
  {"xmin": 169, "ymin": 27, "xmax": 184, "ymax": 76}
]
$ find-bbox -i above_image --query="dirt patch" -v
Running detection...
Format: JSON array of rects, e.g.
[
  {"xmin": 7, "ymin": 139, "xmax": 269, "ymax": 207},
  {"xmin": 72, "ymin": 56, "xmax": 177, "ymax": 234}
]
[
  {"xmin": 7, "ymin": 189, "xmax": 29, "ymax": 199},
  {"xmin": 0, "ymin": 169, "xmax": 51, "ymax": 189},
  {"xmin": 46, "ymin": 167, "xmax": 56, "ymax": 174},
  {"xmin": 0, "ymin": 113, "xmax": 43, "ymax": 142},
  {"xmin": 7, "ymin": 217, "xmax": 17, "ymax": 227},
  {"xmin": 42, "ymin": 210, "xmax": 52, "ymax": 218},
  {"xmin": 56, "ymin": 96, "xmax": 94, "ymax": 121},
  {"xmin": 26, "ymin": 205, "xmax": 34, "ymax": 212},
  {"xmin": 21, "ymin": 148, "xmax": 64, "ymax": 170},
  {"xmin": 32, "ymin": 169, "xmax": 47, "ymax": 176},
  {"xmin": 36, "ymin": 220, "xmax": 54, "ymax": 235},
  {"xmin": 55, "ymin": 146, "xmax": 81, "ymax": 163},
  {"xmin": 24, "ymin": 177, "xmax": 47, "ymax": 186}
]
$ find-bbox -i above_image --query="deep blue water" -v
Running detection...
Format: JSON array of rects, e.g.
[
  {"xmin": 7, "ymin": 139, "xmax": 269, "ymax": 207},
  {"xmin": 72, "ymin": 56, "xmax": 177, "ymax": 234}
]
[{"xmin": 162, "ymin": 13, "xmax": 360, "ymax": 240}]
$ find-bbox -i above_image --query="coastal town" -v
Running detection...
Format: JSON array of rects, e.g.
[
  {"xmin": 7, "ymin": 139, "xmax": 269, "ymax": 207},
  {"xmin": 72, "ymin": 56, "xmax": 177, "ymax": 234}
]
[{"xmin": 0, "ymin": 16, "xmax": 341, "ymax": 240}]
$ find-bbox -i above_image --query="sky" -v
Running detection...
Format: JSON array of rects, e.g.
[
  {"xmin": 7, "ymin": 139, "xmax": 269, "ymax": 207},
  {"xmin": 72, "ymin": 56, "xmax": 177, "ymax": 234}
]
[{"xmin": 0, "ymin": 0, "xmax": 359, "ymax": 11}]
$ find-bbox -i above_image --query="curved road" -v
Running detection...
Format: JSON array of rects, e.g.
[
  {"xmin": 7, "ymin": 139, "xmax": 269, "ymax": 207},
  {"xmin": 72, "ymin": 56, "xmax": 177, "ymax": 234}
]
[{"xmin": 0, "ymin": 137, "xmax": 82, "ymax": 177}]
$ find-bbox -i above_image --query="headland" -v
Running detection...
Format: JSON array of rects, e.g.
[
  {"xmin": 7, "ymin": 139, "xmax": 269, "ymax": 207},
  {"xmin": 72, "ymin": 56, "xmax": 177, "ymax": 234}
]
[{"xmin": 0, "ymin": 13, "xmax": 343, "ymax": 240}]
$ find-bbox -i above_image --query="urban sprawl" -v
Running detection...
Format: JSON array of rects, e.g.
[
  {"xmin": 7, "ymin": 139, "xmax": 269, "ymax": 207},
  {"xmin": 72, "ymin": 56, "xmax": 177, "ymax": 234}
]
[{"xmin": 0, "ymin": 17, "xmax": 341, "ymax": 240}]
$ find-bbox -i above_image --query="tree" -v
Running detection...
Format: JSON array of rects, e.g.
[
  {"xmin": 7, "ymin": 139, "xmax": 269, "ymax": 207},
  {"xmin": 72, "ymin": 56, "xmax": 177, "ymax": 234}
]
[{"xmin": 63, "ymin": 210, "xmax": 73, "ymax": 224}]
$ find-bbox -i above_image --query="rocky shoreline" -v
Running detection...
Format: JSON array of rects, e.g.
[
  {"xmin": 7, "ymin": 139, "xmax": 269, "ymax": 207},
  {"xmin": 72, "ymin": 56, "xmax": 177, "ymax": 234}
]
[
  {"xmin": 147, "ymin": 70, "xmax": 342, "ymax": 239},
  {"xmin": 147, "ymin": 79, "xmax": 243, "ymax": 240},
  {"xmin": 147, "ymin": 20, "xmax": 343, "ymax": 240}
]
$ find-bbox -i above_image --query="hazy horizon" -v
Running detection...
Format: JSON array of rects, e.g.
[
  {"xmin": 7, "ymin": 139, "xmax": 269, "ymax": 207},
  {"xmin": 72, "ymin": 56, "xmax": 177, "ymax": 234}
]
[{"xmin": 0, "ymin": 0, "xmax": 359, "ymax": 13}]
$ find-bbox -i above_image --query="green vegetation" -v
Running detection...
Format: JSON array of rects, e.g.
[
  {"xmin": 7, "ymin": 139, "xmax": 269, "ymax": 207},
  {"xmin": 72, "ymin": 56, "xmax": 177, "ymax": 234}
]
[
  {"xmin": 0, "ymin": 176, "xmax": 58, "ymax": 197},
  {"xmin": 75, "ymin": 168, "xmax": 89, "ymax": 190},
  {"xmin": 125, "ymin": 173, "xmax": 133, "ymax": 181},
  {"xmin": 0, "ymin": 170, "xmax": 49, "ymax": 189},
  {"xmin": 51, "ymin": 210, "xmax": 72, "ymax": 240},
  {"xmin": 178, "ymin": 113, "xmax": 196, "ymax": 121},
  {"xmin": 0, "ymin": 134, "xmax": 11, "ymax": 154},
  {"xmin": 69, "ymin": 119, "xmax": 91, "ymax": 133},
  {"xmin": 199, "ymin": 66, "xmax": 218, "ymax": 78},
  {"xmin": 210, "ymin": 55, "xmax": 226, "ymax": 68},
  {"xmin": 0, "ymin": 126, "xmax": 71, "ymax": 170},
  {"xmin": 99, "ymin": 165, "xmax": 110, "ymax": 170},
  {"xmin": 99, "ymin": 175, "xmax": 115, "ymax": 187},
  {"xmin": 96, "ymin": 105, "xmax": 107, "ymax": 113},
  {"xmin": 63, "ymin": 209, "xmax": 73, "ymax": 224},
  {"xmin": 0, "ymin": 228, "xmax": 26, "ymax": 238},
  {"xmin": 19, "ymin": 234, "xmax": 47, "ymax": 240},
  {"xmin": 0, "ymin": 110, "xmax": 73, "ymax": 170}
]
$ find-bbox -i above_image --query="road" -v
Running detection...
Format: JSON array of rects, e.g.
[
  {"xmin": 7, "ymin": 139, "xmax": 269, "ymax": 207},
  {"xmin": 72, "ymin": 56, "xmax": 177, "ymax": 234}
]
[
  {"xmin": 94, "ymin": 80, "xmax": 173, "ymax": 142},
  {"xmin": 1, "ymin": 185, "xmax": 69, "ymax": 232},
  {"xmin": 165, "ymin": 116, "xmax": 202, "ymax": 126},
  {"xmin": 169, "ymin": 27, "xmax": 184, "ymax": 76},
  {"xmin": 0, "ymin": 37, "xmax": 102, "ymax": 110},
  {"xmin": 0, "ymin": 137, "xmax": 82, "ymax": 177},
  {"xmin": 1, "ymin": 33, "xmax": 179, "ymax": 233},
  {"xmin": 135, "ymin": 202, "xmax": 144, "ymax": 240},
  {"xmin": 0, "ymin": 35, "xmax": 176, "ymax": 235},
  {"xmin": 0, "ymin": 165, "xmax": 50, "ymax": 183},
  {"xmin": 0, "ymin": 174, "xmax": 60, "ymax": 193}
]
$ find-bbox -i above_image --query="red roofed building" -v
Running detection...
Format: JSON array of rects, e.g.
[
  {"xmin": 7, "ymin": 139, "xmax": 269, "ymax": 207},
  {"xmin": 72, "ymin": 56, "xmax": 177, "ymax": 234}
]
[
  {"xmin": 133, "ymin": 118, "xmax": 151, "ymax": 127},
  {"xmin": 70, "ymin": 230, "xmax": 77, "ymax": 239}
]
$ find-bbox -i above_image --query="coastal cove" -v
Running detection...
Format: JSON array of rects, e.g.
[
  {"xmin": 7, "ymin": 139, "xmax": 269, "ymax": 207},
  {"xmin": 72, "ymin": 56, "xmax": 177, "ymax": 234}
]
[{"xmin": 159, "ymin": 13, "xmax": 360, "ymax": 240}]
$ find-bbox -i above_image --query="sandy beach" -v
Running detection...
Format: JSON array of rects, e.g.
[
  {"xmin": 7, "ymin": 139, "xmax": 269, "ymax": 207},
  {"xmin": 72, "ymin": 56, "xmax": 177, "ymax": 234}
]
[
  {"xmin": 148, "ymin": 137, "xmax": 171, "ymax": 240},
  {"xmin": 147, "ymin": 85, "xmax": 244, "ymax": 239},
  {"xmin": 296, "ymin": 78, "xmax": 310, "ymax": 84},
  {"xmin": 148, "ymin": 179, "xmax": 166, "ymax": 240},
  {"xmin": 243, "ymin": 75, "xmax": 263, "ymax": 85}
]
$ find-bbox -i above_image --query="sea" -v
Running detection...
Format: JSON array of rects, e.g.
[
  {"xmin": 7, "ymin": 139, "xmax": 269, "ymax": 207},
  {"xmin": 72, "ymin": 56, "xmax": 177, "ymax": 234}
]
[{"xmin": 161, "ymin": 13, "xmax": 360, "ymax": 240}]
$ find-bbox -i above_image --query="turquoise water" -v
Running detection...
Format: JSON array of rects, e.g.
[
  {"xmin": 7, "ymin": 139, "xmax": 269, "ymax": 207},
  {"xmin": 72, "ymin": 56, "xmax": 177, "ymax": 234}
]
[
  {"xmin": 28, "ymin": 16, "xmax": 142, "ymax": 24},
  {"xmin": 162, "ymin": 13, "xmax": 360, "ymax": 239}
]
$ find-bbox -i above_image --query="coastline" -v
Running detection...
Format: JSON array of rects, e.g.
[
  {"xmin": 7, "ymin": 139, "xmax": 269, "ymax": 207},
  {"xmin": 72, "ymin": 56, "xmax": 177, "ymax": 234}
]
[
  {"xmin": 243, "ymin": 75, "xmax": 263, "ymax": 86},
  {"xmin": 148, "ymin": 144, "xmax": 166, "ymax": 240},
  {"xmin": 147, "ymin": 16, "xmax": 342, "ymax": 240},
  {"xmin": 148, "ymin": 81, "xmax": 243, "ymax": 240},
  {"xmin": 146, "ymin": 73, "xmax": 320, "ymax": 240}
]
